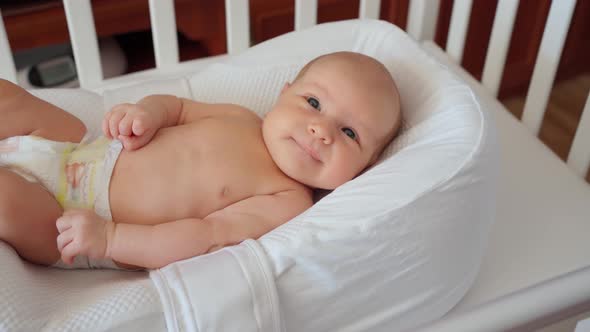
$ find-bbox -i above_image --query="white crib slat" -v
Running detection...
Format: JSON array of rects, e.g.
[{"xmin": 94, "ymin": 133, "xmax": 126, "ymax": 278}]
[
  {"xmin": 225, "ymin": 0, "xmax": 250, "ymax": 54},
  {"xmin": 445, "ymin": 0, "xmax": 473, "ymax": 63},
  {"xmin": 359, "ymin": 0, "xmax": 381, "ymax": 20},
  {"xmin": 295, "ymin": 0, "xmax": 317, "ymax": 31},
  {"xmin": 149, "ymin": 0, "xmax": 179, "ymax": 69},
  {"xmin": 63, "ymin": 0, "xmax": 102, "ymax": 89},
  {"xmin": 521, "ymin": 0, "xmax": 577, "ymax": 135},
  {"xmin": 0, "ymin": 10, "xmax": 16, "ymax": 84},
  {"xmin": 567, "ymin": 93, "xmax": 590, "ymax": 178},
  {"xmin": 407, "ymin": 0, "xmax": 441, "ymax": 41},
  {"xmin": 481, "ymin": 0, "xmax": 519, "ymax": 97}
]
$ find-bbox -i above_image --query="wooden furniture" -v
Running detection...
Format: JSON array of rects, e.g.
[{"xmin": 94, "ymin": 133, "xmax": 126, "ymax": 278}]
[
  {"xmin": 435, "ymin": 0, "xmax": 590, "ymax": 99},
  {"xmin": 248, "ymin": 0, "xmax": 408, "ymax": 43},
  {"xmin": 1, "ymin": 1, "xmax": 409, "ymax": 62},
  {"xmin": 1, "ymin": 0, "xmax": 227, "ymax": 57},
  {"xmin": 2, "ymin": 0, "xmax": 588, "ymax": 98}
]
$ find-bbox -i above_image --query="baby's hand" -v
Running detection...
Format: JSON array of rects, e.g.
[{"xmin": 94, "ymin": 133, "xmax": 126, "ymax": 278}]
[
  {"xmin": 102, "ymin": 103, "xmax": 161, "ymax": 150},
  {"xmin": 56, "ymin": 209, "xmax": 115, "ymax": 265}
]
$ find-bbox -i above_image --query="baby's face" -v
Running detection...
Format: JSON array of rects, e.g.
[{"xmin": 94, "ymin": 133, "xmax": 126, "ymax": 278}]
[{"xmin": 263, "ymin": 55, "xmax": 399, "ymax": 189}]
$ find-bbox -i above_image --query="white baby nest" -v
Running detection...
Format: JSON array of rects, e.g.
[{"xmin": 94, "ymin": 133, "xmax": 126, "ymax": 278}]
[
  {"xmin": 1, "ymin": 2, "xmax": 589, "ymax": 332},
  {"xmin": 1, "ymin": 19, "xmax": 496, "ymax": 331}
]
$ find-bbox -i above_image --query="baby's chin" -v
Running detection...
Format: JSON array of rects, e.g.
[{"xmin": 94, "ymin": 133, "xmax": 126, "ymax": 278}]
[
  {"xmin": 267, "ymin": 144, "xmax": 354, "ymax": 189},
  {"xmin": 288, "ymin": 170, "xmax": 348, "ymax": 191},
  {"xmin": 278, "ymin": 165, "xmax": 338, "ymax": 190}
]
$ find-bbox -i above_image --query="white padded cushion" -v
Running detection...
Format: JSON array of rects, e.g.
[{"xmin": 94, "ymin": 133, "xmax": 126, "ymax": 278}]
[
  {"xmin": 221, "ymin": 21, "xmax": 498, "ymax": 331},
  {"xmin": 27, "ymin": 20, "xmax": 498, "ymax": 331}
]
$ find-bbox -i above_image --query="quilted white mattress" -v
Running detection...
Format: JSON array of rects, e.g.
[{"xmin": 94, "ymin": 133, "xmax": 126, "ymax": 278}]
[{"xmin": 0, "ymin": 244, "xmax": 164, "ymax": 331}]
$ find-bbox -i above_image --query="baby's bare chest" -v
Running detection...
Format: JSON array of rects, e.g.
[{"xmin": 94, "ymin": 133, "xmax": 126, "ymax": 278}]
[
  {"xmin": 180, "ymin": 119, "xmax": 280, "ymax": 195},
  {"xmin": 109, "ymin": 117, "xmax": 290, "ymax": 224}
]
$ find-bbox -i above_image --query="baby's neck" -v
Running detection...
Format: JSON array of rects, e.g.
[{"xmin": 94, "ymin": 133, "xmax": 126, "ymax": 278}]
[{"xmin": 313, "ymin": 188, "xmax": 332, "ymax": 203}]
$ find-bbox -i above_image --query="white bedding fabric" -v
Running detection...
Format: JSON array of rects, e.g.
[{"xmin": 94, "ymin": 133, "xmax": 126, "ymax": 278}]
[
  {"xmin": 0, "ymin": 241, "xmax": 164, "ymax": 332},
  {"xmin": 0, "ymin": 20, "xmax": 499, "ymax": 331},
  {"xmin": 417, "ymin": 42, "xmax": 590, "ymax": 331},
  {"xmin": 421, "ymin": 41, "xmax": 590, "ymax": 310}
]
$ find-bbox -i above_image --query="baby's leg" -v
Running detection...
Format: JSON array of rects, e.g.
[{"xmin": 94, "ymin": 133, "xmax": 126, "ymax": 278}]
[
  {"xmin": 0, "ymin": 168, "xmax": 62, "ymax": 266},
  {"xmin": 0, "ymin": 79, "xmax": 86, "ymax": 142}
]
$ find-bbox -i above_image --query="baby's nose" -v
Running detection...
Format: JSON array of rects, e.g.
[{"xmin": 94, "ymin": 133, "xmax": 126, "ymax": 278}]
[{"xmin": 308, "ymin": 122, "xmax": 333, "ymax": 144}]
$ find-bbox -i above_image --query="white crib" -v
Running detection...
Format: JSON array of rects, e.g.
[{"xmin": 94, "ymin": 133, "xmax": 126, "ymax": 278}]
[{"xmin": 1, "ymin": 1, "xmax": 589, "ymax": 331}]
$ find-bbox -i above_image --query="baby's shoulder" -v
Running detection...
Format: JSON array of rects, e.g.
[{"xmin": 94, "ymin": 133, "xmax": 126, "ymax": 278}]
[
  {"xmin": 191, "ymin": 100, "xmax": 260, "ymax": 122},
  {"xmin": 180, "ymin": 98, "xmax": 255, "ymax": 115},
  {"xmin": 225, "ymin": 104, "xmax": 261, "ymax": 121}
]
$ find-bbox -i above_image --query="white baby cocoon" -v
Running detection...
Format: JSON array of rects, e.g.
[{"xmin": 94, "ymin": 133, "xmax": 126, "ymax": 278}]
[
  {"xmin": 18, "ymin": 19, "xmax": 497, "ymax": 332},
  {"xmin": 158, "ymin": 20, "xmax": 498, "ymax": 331}
]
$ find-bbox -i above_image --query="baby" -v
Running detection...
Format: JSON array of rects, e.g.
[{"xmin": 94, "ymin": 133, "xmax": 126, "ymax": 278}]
[{"xmin": 0, "ymin": 51, "xmax": 401, "ymax": 270}]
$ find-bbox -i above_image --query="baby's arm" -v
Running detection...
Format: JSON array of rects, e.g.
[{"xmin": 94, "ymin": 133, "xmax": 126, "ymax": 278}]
[
  {"xmin": 112, "ymin": 189, "xmax": 312, "ymax": 268},
  {"xmin": 57, "ymin": 189, "xmax": 312, "ymax": 269},
  {"xmin": 103, "ymin": 95, "xmax": 216, "ymax": 150}
]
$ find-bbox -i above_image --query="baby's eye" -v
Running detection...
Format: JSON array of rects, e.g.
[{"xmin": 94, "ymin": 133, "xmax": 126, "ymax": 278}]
[
  {"xmin": 342, "ymin": 127, "xmax": 357, "ymax": 140},
  {"xmin": 306, "ymin": 96, "xmax": 321, "ymax": 110}
]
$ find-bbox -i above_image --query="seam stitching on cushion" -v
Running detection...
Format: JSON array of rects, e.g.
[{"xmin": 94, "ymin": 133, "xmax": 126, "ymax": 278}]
[{"xmin": 247, "ymin": 240, "xmax": 283, "ymax": 332}]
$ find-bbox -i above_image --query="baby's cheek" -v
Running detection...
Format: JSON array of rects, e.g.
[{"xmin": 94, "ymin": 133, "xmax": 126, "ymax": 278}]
[{"xmin": 322, "ymin": 163, "xmax": 357, "ymax": 189}]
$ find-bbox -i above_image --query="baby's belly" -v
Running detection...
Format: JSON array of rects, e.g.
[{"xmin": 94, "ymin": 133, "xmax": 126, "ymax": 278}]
[{"xmin": 107, "ymin": 150, "xmax": 239, "ymax": 225}]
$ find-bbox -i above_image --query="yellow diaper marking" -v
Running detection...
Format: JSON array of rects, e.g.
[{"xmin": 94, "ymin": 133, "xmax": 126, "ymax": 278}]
[
  {"xmin": 59, "ymin": 137, "xmax": 111, "ymax": 209},
  {"xmin": 56, "ymin": 144, "xmax": 75, "ymax": 208}
]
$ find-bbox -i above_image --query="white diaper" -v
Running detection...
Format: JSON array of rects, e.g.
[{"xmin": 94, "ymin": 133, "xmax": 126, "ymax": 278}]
[{"xmin": 0, "ymin": 135, "xmax": 124, "ymax": 269}]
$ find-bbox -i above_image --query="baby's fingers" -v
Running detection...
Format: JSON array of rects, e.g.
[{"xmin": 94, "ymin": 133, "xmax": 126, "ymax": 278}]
[
  {"xmin": 118, "ymin": 114, "xmax": 134, "ymax": 137},
  {"xmin": 108, "ymin": 111, "xmax": 126, "ymax": 139},
  {"xmin": 60, "ymin": 241, "xmax": 79, "ymax": 265},
  {"xmin": 57, "ymin": 229, "xmax": 74, "ymax": 252},
  {"xmin": 131, "ymin": 117, "xmax": 147, "ymax": 136},
  {"xmin": 118, "ymin": 133, "xmax": 151, "ymax": 151},
  {"xmin": 56, "ymin": 216, "xmax": 72, "ymax": 233}
]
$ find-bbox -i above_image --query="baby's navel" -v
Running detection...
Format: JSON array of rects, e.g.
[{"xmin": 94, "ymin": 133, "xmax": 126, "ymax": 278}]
[{"xmin": 220, "ymin": 185, "xmax": 230, "ymax": 198}]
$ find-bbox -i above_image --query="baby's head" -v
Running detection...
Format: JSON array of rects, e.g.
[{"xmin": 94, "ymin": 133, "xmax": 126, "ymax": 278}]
[{"xmin": 262, "ymin": 51, "xmax": 402, "ymax": 189}]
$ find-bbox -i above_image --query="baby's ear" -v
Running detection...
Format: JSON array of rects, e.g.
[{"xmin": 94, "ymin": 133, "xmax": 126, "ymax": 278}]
[{"xmin": 281, "ymin": 82, "xmax": 291, "ymax": 94}]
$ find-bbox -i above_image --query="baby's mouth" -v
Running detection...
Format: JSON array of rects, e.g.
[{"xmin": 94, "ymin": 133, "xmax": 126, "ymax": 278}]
[{"xmin": 291, "ymin": 137, "xmax": 322, "ymax": 162}]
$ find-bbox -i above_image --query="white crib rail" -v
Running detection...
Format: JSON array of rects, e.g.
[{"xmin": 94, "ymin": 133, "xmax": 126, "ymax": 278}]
[
  {"xmin": 359, "ymin": 0, "xmax": 381, "ymax": 20},
  {"xmin": 517, "ymin": 0, "xmax": 589, "ymax": 178},
  {"xmin": 63, "ymin": 0, "xmax": 103, "ymax": 89},
  {"xmin": 445, "ymin": 0, "xmax": 473, "ymax": 64},
  {"xmin": 407, "ymin": 0, "xmax": 440, "ymax": 41},
  {"xmin": 480, "ymin": 0, "xmax": 519, "ymax": 97},
  {"xmin": 225, "ymin": 0, "xmax": 251, "ymax": 54},
  {"xmin": 148, "ymin": 0, "xmax": 179, "ymax": 70},
  {"xmin": 418, "ymin": 265, "xmax": 590, "ymax": 332},
  {"xmin": 521, "ymin": 0, "xmax": 577, "ymax": 136},
  {"xmin": 0, "ymin": 9, "xmax": 16, "ymax": 84},
  {"xmin": 568, "ymin": 95, "xmax": 590, "ymax": 178},
  {"xmin": 407, "ymin": 0, "xmax": 588, "ymax": 178},
  {"xmin": 295, "ymin": 0, "xmax": 318, "ymax": 31}
]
